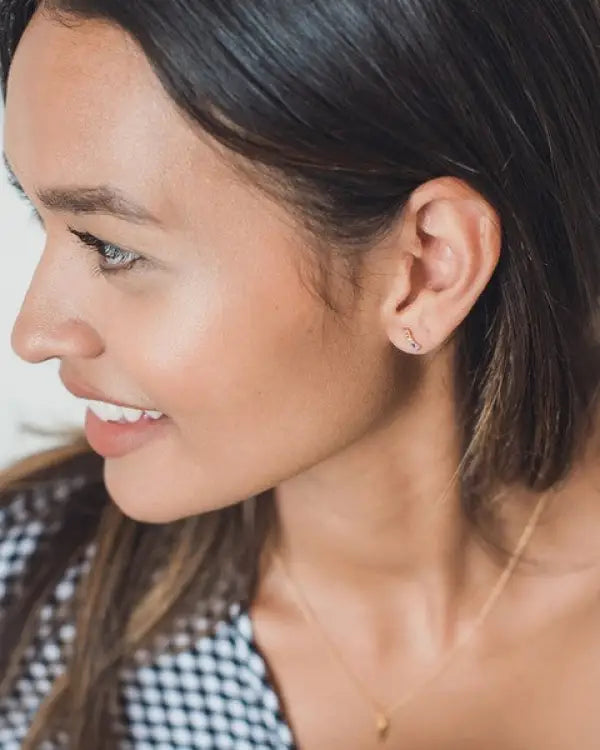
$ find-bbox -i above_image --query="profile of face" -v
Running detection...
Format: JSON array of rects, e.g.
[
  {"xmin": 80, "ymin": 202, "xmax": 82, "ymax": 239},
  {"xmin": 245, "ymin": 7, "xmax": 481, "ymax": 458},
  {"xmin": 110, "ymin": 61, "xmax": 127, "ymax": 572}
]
[{"xmin": 3, "ymin": 11, "xmax": 413, "ymax": 522}]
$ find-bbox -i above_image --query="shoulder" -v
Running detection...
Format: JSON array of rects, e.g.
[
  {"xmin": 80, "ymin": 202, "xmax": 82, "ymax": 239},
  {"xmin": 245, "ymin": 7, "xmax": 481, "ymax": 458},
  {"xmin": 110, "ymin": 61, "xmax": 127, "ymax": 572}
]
[
  {"xmin": 117, "ymin": 605, "xmax": 296, "ymax": 748},
  {"xmin": 0, "ymin": 446, "xmax": 105, "ymax": 620},
  {"xmin": 0, "ymin": 449, "xmax": 106, "ymax": 747},
  {"xmin": 0, "ymin": 449, "xmax": 296, "ymax": 748}
]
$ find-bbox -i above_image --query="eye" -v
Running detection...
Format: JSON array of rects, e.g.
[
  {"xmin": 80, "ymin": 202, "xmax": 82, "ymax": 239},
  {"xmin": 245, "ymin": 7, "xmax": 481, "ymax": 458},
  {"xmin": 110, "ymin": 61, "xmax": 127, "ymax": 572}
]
[
  {"xmin": 68, "ymin": 228, "xmax": 147, "ymax": 276},
  {"xmin": 4, "ymin": 174, "xmax": 148, "ymax": 275}
]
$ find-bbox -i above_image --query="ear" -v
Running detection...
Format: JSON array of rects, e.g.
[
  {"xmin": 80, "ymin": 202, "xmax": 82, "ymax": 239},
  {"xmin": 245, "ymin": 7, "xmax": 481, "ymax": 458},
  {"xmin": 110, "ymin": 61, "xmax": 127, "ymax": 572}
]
[{"xmin": 380, "ymin": 177, "xmax": 501, "ymax": 354}]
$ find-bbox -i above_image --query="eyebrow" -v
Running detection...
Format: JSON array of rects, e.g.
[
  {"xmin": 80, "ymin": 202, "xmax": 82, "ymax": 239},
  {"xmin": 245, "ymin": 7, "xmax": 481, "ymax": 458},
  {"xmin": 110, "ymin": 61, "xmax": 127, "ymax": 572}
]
[{"xmin": 2, "ymin": 153, "xmax": 162, "ymax": 226}]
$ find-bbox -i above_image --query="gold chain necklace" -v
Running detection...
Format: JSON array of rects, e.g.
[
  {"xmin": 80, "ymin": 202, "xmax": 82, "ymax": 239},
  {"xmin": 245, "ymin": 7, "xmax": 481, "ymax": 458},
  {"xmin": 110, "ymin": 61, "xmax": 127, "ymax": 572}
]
[{"xmin": 273, "ymin": 489, "xmax": 550, "ymax": 742}]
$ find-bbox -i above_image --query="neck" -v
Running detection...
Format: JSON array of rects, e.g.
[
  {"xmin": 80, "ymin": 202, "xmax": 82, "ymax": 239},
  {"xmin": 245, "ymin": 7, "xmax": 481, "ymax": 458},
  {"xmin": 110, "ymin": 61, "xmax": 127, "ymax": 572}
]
[
  {"xmin": 273, "ymin": 410, "xmax": 467, "ymax": 586},
  {"xmin": 260, "ymin": 362, "xmax": 600, "ymax": 656},
  {"xmin": 263, "ymin": 372, "xmax": 485, "ymax": 655}
]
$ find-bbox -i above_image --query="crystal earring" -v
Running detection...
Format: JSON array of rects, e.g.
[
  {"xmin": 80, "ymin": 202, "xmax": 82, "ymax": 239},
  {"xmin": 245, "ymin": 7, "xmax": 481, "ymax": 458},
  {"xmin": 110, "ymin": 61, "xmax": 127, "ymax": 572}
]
[{"xmin": 404, "ymin": 328, "xmax": 422, "ymax": 352}]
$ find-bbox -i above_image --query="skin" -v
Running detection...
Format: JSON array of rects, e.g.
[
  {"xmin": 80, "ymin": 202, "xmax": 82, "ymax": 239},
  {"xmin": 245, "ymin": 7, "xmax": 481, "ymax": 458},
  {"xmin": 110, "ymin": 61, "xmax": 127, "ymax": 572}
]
[{"xmin": 5, "ymin": 8, "xmax": 600, "ymax": 749}]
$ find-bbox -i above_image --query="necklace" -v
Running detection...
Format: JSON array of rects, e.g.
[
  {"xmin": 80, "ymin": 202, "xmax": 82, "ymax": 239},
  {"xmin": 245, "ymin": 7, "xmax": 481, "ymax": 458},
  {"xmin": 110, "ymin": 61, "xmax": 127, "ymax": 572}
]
[{"xmin": 273, "ymin": 488, "xmax": 550, "ymax": 742}]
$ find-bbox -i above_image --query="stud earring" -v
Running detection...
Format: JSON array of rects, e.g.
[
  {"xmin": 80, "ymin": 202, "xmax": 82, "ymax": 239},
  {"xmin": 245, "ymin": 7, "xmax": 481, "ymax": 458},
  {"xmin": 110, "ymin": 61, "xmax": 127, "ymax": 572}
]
[{"xmin": 404, "ymin": 328, "xmax": 422, "ymax": 352}]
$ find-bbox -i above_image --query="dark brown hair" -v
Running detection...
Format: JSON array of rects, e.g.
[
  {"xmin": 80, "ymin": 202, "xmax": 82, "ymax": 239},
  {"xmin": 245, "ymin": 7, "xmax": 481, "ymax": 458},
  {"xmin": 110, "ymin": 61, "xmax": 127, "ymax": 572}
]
[{"xmin": 2, "ymin": 0, "xmax": 600, "ymax": 746}]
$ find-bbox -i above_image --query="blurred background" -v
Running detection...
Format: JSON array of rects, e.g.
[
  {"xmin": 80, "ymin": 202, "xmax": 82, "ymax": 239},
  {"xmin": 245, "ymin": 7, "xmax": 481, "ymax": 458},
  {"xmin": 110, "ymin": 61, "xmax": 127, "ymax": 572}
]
[{"xmin": 0, "ymin": 108, "xmax": 85, "ymax": 468}]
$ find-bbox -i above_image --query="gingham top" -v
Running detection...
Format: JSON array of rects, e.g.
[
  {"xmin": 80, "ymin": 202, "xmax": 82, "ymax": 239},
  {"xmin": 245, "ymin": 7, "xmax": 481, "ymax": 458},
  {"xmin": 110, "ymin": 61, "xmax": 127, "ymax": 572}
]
[{"xmin": 0, "ymin": 474, "xmax": 296, "ymax": 749}]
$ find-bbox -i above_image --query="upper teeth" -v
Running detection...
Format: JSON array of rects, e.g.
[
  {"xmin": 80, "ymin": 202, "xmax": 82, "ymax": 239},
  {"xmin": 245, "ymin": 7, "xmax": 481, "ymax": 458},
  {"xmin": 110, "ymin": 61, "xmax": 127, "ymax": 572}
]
[{"xmin": 86, "ymin": 399, "xmax": 164, "ymax": 423}]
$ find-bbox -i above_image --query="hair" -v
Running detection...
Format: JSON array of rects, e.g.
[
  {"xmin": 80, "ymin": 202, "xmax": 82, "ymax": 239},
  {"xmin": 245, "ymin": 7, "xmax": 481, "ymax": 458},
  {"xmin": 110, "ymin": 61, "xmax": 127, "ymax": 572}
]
[{"xmin": 2, "ymin": 0, "xmax": 600, "ymax": 745}]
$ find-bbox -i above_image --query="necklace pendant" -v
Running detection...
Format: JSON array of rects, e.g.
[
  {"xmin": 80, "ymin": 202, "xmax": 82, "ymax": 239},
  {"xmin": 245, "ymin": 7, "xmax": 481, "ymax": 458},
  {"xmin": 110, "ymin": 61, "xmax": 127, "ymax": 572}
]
[{"xmin": 375, "ymin": 712, "xmax": 390, "ymax": 740}]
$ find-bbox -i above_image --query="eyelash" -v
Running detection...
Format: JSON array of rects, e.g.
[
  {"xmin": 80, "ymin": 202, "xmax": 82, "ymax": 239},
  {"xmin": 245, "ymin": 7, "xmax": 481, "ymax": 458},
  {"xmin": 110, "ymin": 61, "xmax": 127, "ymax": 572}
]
[
  {"xmin": 68, "ymin": 228, "xmax": 146, "ymax": 276},
  {"xmin": 9, "ymin": 181, "xmax": 146, "ymax": 276}
]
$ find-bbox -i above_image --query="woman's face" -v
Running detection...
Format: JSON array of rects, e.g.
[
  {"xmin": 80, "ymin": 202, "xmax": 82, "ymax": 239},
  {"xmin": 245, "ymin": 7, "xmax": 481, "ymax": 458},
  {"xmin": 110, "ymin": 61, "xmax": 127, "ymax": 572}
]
[{"xmin": 4, "ymin": 11, "xmax": 398, "ymax": 521}]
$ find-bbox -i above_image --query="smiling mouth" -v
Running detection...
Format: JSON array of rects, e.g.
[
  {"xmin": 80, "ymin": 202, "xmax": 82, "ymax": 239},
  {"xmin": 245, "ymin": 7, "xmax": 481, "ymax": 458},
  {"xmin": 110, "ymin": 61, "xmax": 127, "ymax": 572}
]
[{"xmin": 84, "ymin": 406, "xmax": 170, "ymax": 459}]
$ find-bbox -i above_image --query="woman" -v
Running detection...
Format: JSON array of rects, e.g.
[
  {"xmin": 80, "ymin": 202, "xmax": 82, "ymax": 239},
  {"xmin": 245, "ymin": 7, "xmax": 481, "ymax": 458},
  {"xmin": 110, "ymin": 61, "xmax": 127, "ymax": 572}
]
[{"xmin": 1, "ymin": 0, "xmax": 600, "ymax": 747}]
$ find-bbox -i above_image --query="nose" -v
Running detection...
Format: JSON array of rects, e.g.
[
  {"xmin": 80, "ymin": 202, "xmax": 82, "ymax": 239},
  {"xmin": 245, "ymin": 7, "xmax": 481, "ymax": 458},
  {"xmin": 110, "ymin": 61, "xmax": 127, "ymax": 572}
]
[{"xmin": 10, "ymin": 244, "xmax": 104, "ymax": 364}]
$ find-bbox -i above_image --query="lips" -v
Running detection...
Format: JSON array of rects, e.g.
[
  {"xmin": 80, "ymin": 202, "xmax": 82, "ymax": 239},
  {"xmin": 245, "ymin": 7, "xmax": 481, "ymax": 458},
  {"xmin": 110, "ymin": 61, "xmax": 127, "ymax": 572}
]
[{"xmin": 84, "ymin": 407, "xmax": 170, "ymax": 458}]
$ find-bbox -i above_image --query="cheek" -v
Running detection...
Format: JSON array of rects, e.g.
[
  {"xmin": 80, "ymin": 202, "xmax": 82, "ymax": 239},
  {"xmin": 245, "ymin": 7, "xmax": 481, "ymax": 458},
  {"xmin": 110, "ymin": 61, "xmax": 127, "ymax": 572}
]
[
  {"xmin": 144, "ymin": 262, "xmax": 332, "ymax": 446},
  {"xmin": 101, "ymin": 259, "xmax": 325, "ymax": 518},
  {"xmin": 103, "ymin": 254, "xmax": 390, "ymax": 522}
]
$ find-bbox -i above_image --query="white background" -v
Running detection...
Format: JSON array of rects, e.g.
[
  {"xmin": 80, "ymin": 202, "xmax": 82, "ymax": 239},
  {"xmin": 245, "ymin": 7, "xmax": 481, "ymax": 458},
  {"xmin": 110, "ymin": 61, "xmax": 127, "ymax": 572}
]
[{"xmin": 0, "ymin": 109, "xmax": 86, "ymax": 468}]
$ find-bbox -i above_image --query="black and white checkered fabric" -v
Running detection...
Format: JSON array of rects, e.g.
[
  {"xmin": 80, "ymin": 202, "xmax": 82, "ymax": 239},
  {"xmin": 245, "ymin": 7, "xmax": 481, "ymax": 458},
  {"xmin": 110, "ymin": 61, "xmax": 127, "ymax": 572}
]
[{"xmin": 0, "ymin": 477, "xmax": 296, "ymax": 749}]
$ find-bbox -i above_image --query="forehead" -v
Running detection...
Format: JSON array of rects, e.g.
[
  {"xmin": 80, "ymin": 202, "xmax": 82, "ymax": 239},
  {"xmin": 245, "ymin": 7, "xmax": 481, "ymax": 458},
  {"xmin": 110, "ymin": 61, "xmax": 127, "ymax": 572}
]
[{"xmin": 3, "ymin": 10, "xmax": 219, "ymax": 216}]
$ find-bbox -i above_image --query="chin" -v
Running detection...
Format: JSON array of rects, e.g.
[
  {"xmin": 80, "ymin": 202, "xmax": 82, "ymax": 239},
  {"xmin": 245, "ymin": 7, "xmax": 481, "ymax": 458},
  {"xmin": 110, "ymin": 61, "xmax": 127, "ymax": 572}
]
[
  {"xmin": 100, "ymin": 462, "xmax": 182, "ymax": 523},
  {"xmin": 101, "ymin": 460, "xmax": 245, "ymax": 524},
  {"xmin": 105, "ymin": 488, "xmax": 182, "ymax": 524}
]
